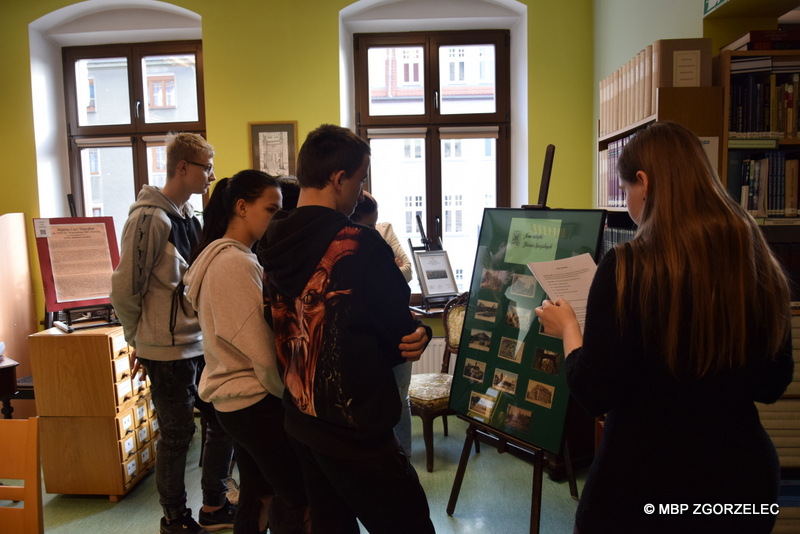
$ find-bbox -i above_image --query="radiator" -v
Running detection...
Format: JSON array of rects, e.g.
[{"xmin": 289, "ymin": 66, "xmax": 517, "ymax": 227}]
[{"xmin": 412, "ymin": 337, "xmax": 448, "ymax": 374}]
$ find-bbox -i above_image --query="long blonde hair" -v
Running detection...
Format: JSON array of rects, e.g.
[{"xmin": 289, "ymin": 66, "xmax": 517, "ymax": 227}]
[{"xmin": 616, "ymin": 121, "xmax": 790, "ymax": 377}]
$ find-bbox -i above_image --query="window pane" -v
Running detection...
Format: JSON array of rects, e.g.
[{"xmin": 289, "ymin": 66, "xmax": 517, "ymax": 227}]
[
  {"xmin": 146, "ymin": 143, "xmax": 204, "ymax": 220},
  {"xmin": 369, "ymin": 137, "xmax": 427, "ymax": 291},
  {"xmin": 441, "ymin": 137, "xmax": 496, "ymax": 291},
  {"xmin": 80, "ymin": 146, "xmax": 136, "ymax": 246},
  {"xmin": 141, "ymin": 54, "xmax": 199, "ymax": 124},
  {"xmin": 367, "ymin": 47, "xmax": 425, "ymax": 117},
  {"xmin": 438, "ymin": 44, "xmax": 496, "ymax": 115},
  {"xmin": 74, "ymin": 58, "xmax": 131, "ymax": 126}
]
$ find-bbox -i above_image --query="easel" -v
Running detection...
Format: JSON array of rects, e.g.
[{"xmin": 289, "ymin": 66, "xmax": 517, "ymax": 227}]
[
  {"xmin": 446, "ymin": 415, "xmax": 579, "ymax": 534},
  {"xmin": 408, "ymin": 214, "xmax": 458, "ymax": 310},
  {"xmin": 446, "ymin": 144, "xmax": 583, "ymax": 533},
  {"xmin": 33, "ymin": 217, "xmax": 121, "ymax": 333}
]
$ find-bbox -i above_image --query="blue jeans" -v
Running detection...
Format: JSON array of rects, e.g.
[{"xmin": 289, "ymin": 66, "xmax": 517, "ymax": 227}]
[
  {"xmin": 141, "ymin": 356, "xmax": 234, "ymax": 521},
  {"xmin": 393, "ymin": 361, "xmax": 412, "ymax": 456}
]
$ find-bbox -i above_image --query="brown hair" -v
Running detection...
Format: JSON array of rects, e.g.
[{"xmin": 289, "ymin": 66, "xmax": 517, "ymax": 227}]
[
  {"xmin": 616, "ymin": 121, "xmax": 790, "ymax": 377},
  {"xmin": 297, "ymin": 124, "xmax": 370, "ymax": 189}
]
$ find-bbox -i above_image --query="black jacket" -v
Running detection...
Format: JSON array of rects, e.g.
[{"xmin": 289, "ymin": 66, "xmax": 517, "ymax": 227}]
[{"xmin": 261, "ymin": 206, "xmax": 429, "ymax": 458}]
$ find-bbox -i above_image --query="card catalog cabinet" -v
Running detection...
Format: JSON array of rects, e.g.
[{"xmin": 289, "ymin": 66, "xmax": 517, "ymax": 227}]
[{"xmin": 29, "ymin": 326, "xmax": 157, "ymax": 501}]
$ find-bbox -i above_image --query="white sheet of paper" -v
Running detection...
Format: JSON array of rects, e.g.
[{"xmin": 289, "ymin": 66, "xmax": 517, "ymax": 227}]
[{"xmin": 527, "ymin": 253, "xmax": 597, "ymax": 333}]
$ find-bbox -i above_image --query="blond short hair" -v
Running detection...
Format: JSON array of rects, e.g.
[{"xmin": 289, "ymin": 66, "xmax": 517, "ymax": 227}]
[{"xmin": 166, "ymin": 132, "xmax": 214, "ymax": 177}]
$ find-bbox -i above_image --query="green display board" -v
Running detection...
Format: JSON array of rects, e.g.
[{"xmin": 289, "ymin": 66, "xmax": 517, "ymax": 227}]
[{"xmin": 449, "ymin": 208, "xmax": 606, "ymax": 453}]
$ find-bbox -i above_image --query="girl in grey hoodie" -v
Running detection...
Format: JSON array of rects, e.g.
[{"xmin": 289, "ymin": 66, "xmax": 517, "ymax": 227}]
[{"xmin": 184, "ymin": 170, "xmax": 308, "ymax": 534}]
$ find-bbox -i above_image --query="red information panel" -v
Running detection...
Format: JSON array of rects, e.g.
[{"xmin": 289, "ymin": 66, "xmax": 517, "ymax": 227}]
[{"xmin": 32, "ymin": 217, "xmax": 119, "ymax": 312}]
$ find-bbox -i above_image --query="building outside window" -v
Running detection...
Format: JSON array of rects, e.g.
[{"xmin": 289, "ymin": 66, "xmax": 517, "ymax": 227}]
[
  {"xmin": 354, "ymin": 30, "xmax": 510, "ymax": 293},
  {"xmin": 63, "ymin": 41, "xmax": 205, "ymax": 243}
]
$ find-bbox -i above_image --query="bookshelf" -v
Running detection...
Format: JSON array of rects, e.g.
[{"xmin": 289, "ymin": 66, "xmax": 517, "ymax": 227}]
[
  {"xmin": 598, "ymin": 86, "xmax": 723, "ymax": 211},
  {"xmin": 715, "ymin": 49, "xmax": 800, "ymax": 305}
]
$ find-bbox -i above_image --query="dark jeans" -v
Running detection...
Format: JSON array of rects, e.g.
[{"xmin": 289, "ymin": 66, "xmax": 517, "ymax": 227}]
[
  {"xmin": 216, "ymin": 394, "xmax": 307, "ymax": 534},
  {"xmin": 288, "ymin": 434, "xmax": 435, "ymax": 534},
  {"xmin": 141, "ymin": 356, "xmax": 234, "ymax": 521}
]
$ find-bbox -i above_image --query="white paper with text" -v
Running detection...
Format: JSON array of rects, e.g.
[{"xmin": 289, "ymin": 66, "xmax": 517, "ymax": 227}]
[{"xmin": 527, "ymin": 253, "xmax": 597, "ymax": 333}]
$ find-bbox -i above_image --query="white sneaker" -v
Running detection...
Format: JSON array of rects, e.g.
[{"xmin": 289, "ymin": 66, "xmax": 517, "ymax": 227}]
[{"xmin": 225, "ymin": 477, "xmax": 240, "ymax": 506}]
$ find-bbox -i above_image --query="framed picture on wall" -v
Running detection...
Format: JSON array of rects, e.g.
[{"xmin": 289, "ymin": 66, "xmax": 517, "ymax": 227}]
[{"xmin": 249, "ymin": 121, "xmax": 298, "ymax": 177}]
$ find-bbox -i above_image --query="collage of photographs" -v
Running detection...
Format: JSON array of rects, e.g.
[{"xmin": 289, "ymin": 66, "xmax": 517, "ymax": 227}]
[{"xmin": 460, "ymin": 265, "xmax": 565, "ymax": 438}]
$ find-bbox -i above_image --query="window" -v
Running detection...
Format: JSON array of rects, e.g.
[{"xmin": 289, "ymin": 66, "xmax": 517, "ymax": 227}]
[
  {"xmin": 404, "ymin": 139, "xmax": 422, "ymax": 159},
  {"xmin": 148, "ymin": 75, "xmax": 176, "ymax": 108},
  {"xmin": 447, "ymin": 48, "xmax": 465, "ymax": 83},
  {"xmin": 405, "ymin": 195, "xmax": 423, "ymax": 233},
  {"xmin": 63, "ymin": 41, "xmax": 205, "ymax": 239},
  {"xmin": 443, "ymin": 139, "xmax": 461, "ymax": 159},
  {"xmin": 150, "ymin": 145, "xmax": 166, "ymax": 173},
  {"xmin": 354, "ymin": 30, "xmax": 510, "ymax": 292},
  {"xmin": 87, "ymin": 78, "xmax": 96, "ymax": 112}
]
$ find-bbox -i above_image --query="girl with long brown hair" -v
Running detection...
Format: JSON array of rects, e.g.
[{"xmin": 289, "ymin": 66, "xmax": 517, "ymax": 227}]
[{"xmin": 536, "ymin": 121, "xmax": 793, "ymax": 533}]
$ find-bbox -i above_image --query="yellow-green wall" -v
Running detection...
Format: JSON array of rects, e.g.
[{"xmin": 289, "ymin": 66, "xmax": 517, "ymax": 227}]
[{"xmin": 0, "ymin": 0, "xmax": 594, "ymax": 321}]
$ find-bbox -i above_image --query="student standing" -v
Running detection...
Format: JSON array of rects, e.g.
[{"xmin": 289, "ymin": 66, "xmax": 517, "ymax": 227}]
[
  {"xmin": 185, "ymin": 170, "xmax": 308, "ymax": 534},
  {"xmin": 110, "ymin": 133, "xmax": 235, "ymax": 534},
  {"xmin": 535, "ymin": 121, "xmax": 794, "ymax": 534},
  {"xmin": 351, "ymin": 191, "xmax": 414, "ymax": 457},
  {"xmin": 260, "ymin": 124, "xmax": 435, "ymax": 533}
]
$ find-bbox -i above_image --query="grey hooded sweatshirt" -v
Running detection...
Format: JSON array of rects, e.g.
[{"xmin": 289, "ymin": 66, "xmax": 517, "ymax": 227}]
[
  {"xmin": 110, "ymin": 185, "xmax": 203, "ymax": 361},
  {"xmin": 184, "ymin": 238, "xmax": 284, "ymax": 412}
]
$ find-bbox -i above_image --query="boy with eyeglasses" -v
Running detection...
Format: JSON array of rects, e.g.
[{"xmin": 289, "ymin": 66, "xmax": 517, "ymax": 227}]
[{"xmin": 110, "ymin": 132, "xmax": 235, "ymax": 534}]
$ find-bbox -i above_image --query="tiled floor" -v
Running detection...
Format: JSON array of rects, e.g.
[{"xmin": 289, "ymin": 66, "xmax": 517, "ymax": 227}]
[{"xmin": 39, "ymin": 415, "xmax": 586, "ymax": 533}]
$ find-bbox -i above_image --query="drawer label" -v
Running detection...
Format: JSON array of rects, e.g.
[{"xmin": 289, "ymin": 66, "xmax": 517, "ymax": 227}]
[{"xmin": 124, "ymin": 436, "xmax": 135, "ymax": 456}]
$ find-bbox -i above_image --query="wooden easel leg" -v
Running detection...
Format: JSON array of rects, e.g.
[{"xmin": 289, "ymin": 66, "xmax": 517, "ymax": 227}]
[
  {"xmin": 530, "ymin": 450, "xmax": 543, "ymax": 534},
  {"xmin": 564, "ymin": 438, "xmax": 579, "ymax": 500},
  {"xmin": 447, "ymin": 423, "xmax": 477, "ymax": 516}
]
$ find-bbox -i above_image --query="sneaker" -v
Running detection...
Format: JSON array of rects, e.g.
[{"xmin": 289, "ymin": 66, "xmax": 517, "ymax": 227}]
[
  {"xmin": 160, "ymin": 509, "xmax": 210, "ymax": 534},
  {"xmin": 198, "ymin": 501, "xmax": 236, "ymax": 532},
  {"xmin": 225, "ymin": 477, "xmax": 240, "ymax": 506}
]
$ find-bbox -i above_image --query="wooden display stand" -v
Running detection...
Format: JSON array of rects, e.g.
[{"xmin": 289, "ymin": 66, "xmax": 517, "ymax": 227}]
[
  {"xmin": 29, "ymin": 326, "xmax": 156, "ymax": 501},
  {"xmin": 447, "ymin": 415, "xmax": 578, "ymax": 534}
]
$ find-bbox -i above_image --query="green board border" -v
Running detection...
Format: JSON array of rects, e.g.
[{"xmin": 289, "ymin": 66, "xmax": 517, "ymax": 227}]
[{"xmin": 448, "ymin": 208, "xmax": 607, "ymax": 453}]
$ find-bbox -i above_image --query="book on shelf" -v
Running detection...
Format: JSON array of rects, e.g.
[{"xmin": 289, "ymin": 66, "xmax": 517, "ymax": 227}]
[
  {"xmin": 652, "ymin": 37, "xmax": 712, "ymax": 88},
  {"xmin": 786, "ymin": 157, "xmax": 798, "ymax": 217},
  {"xmin": 728, "ymin": 149, "xmax": 798, "ymax": 219},
  {"xmin": 599, "ymin": 38, "xmax": 711, "ymax": 136},
  {"xmin": 721, "ymin": 30, "xmax": 800, "ymax": 53},
  {"xmin": 730, "ymin": 56, "xmax": 773, "ymax": 74},
  {"xmin": 728, "ymin": 139, "xmax": 779, "ymax": 149},
  {"xmin": 643, "ymin": 44, "xmax": 653, "ymax": 118}
]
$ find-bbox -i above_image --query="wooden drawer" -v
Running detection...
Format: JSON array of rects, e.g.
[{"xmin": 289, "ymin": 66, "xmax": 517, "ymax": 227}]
[
  {"xmin": 138, "ymin": 442, "xmax": 153, "ymax": 469},
  {"xmin": 132, "ymin": 372, "xmax": 148, "ymax": 396},
  {"xmin": 122, "ymin": 455, "xmax": 139, "ymax": 485},
  {"xmin": 149, "ymin": 415, "xmax": 160, "ymax": 436},
  {"xmin": 119, "ymin": 433, "xmax": 137, "ymax": 461},
  {"xmin": 134, "ymin": 399, "xmax": 148, "ymax": 427},
  {"xmin": 112, "ymin": 354, "xmax": 131, "ymax": 383},
  {"xmin": 146, "ymin": 394, "xmax": 157, "ymax": 419},
  {"xmin": 115, "ymin": 377, "xmax": 134, "ymax": 406},
  {"xmin": 116, "ymin": 408, "xmax": 135, "ymax": 438},
  {"xmin": 135, "ymin": 423, "xmax": 151, "ymax": 450}
]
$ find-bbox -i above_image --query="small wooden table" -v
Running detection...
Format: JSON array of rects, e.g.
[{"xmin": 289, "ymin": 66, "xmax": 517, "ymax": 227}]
[
  {"xmin": 0, "ymin": 356, "xmax": 33, "ymax": 419},
  {"xmin": 0, "ymin": 355, "xmax": 20, "ymax": 418}
]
